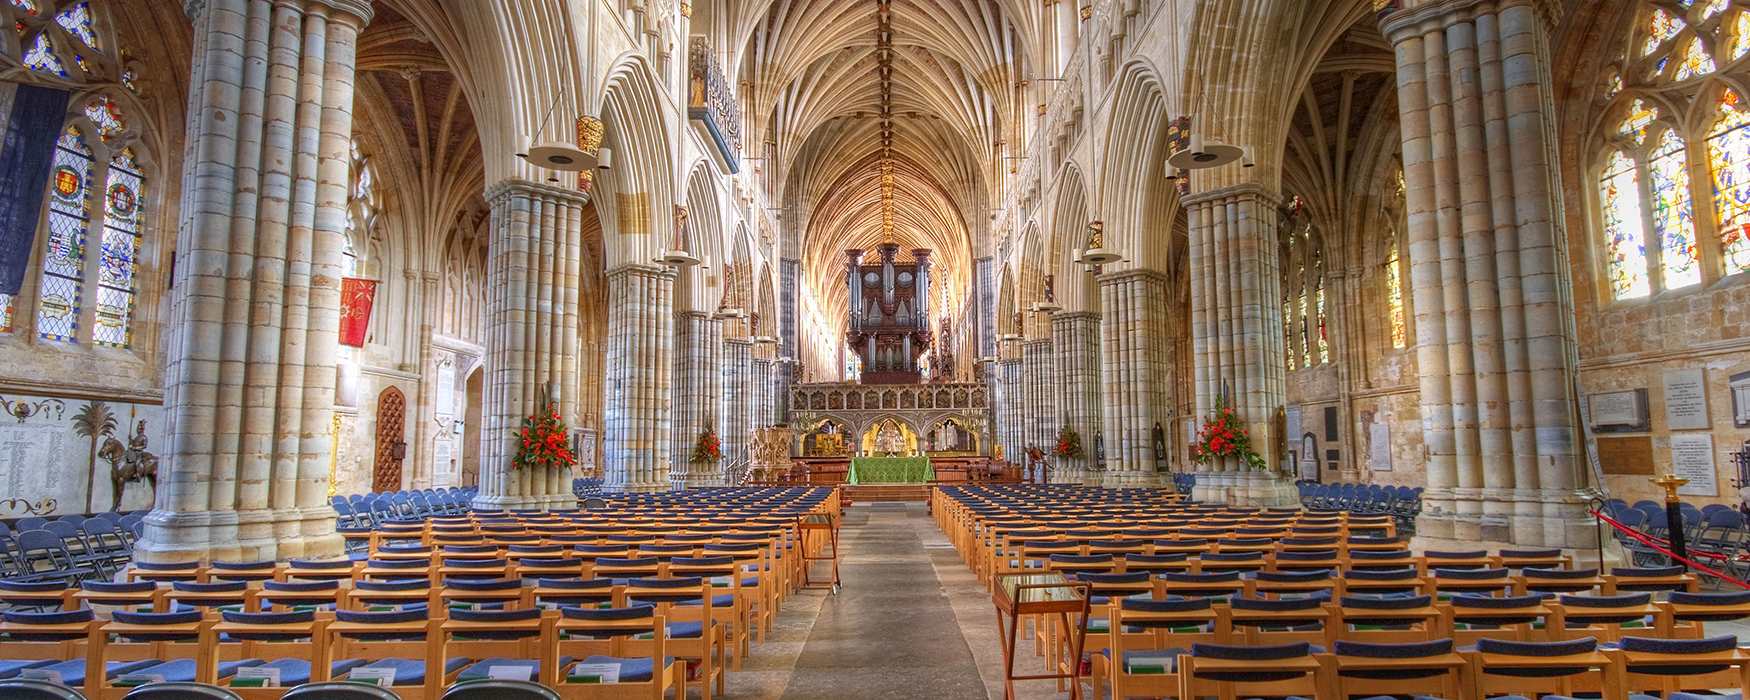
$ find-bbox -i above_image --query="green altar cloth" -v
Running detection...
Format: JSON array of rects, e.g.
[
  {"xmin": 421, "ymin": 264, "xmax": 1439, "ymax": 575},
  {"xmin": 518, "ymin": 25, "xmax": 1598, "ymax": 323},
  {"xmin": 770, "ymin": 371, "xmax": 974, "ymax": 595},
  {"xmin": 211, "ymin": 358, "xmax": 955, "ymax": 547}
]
[{"xmin": 849, "ymin": 456, "xmax": 934, "ymax": 484}]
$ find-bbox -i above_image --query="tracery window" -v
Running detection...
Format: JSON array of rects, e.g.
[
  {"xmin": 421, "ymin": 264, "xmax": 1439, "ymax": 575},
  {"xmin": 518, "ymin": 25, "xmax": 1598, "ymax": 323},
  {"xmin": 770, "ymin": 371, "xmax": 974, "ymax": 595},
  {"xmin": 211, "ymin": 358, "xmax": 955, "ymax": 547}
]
[
  {"xmin": 1593, "ymin": 0, "xmax": 1750, "ymax": 300},
  {"xmin": 1280, "ymin": 210, "xmax": 1328, "ymax": 368},
  {"xmin": 1385, "ymin": 239, "xmax": 1407, "ymax": 350}
]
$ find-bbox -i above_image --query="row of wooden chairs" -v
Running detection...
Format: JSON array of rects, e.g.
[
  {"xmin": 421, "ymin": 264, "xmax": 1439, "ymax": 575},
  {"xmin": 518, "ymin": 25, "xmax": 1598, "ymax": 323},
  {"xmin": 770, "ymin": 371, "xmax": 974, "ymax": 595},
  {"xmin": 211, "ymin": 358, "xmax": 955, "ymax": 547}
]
[
  {"xmin": 0, "ymin": 589, "xmax": 717, "ymax": 700},
  {"xmin": 1093, "ymin": 635, "xmax": 1750, "ymax": 700}
]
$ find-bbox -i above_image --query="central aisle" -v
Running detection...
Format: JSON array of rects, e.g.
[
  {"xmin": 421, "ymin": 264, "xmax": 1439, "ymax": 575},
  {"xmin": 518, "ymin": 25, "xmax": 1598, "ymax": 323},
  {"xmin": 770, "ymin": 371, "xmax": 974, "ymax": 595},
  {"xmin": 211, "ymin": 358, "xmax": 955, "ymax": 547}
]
[{"xmin": 780, "ymin": 503, "xmax": 988, "ymax": 698}]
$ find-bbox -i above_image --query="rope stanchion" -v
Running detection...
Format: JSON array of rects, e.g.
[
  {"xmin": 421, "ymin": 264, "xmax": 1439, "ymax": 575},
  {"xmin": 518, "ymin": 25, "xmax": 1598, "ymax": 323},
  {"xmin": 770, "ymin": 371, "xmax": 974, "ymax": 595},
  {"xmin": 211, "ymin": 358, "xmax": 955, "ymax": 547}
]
[{"xmin": 1591, "ymin": 508, "xmax": 1750, "ymax": 590}]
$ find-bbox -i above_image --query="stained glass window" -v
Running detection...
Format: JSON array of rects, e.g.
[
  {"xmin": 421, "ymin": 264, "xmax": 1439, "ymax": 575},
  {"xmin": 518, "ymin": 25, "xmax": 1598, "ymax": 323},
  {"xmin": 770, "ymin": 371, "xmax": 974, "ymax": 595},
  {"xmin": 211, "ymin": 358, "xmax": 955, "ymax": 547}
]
[
  {"xmin": 1314, "ymin": 280, "xmax": 1328, "ymax": 363},
  {"xmin": 1674, "ymin": 38, "xmax": 1716, "ymax": 80},
  {"xmin": 1734, "ymin": 11, "xmax": 1750, "ymax": 61},
  {"xmin": 1650, "ymin": 130, "xmax": 1700, "ymax": 289},
  {"xmin": 22, "ymin": 32, "xmax": 64, "ymax": 76},
  {"xmin": 1701, "ymin": 0, "xmax": 1728, "ymax": 19},
  {"xmin": 9, "ymin": 0, "xmax": 38, "ymax": 16},
  {"xmin": 83, "ymin": 95, "xmax": 122, "ymax": 142},
  {"xmin": 52, "ymin": 1, "xmax": 92, "ymax": 48},
  {"xmin": 1620, "ymin": 99, "xmax": 1657, "ymax": 144},
  {"xmin": 1601, "ymin": 149, "xmax": 1652, "ymax": 299},
  {"xmin": 1605, "ymin": 69, "xmax": 1624, "ymax": 100},
  {"xmin": 1386, "ymin": 240, "xmax": 1407, "ymax": 349},
  {"xmin": 94, "ymin": 148, "xmax": 140, "ymax": 348},
  {"xmin": 1645, "ymin": 7, "xmax": 1684, "ymax": 57},
  {"xmin": 1297, "ymin": 293, "xmax": 1310, "ymax": 367},
  {"xmin": 37, "ymin": 125, "xmax": 91, "ymax": 342},
  {"xmin": 1710, "ymin": 91, "xmax": 1750, "ymax": 273}
]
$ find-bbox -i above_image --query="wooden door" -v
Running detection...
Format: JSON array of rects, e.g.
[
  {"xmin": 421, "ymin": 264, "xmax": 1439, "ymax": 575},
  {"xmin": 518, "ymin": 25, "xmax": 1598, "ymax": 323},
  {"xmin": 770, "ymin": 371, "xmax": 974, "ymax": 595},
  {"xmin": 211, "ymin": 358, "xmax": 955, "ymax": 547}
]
[{"xmin": 373, "ymin": 387, "xmax": 407, "ymax": 492}]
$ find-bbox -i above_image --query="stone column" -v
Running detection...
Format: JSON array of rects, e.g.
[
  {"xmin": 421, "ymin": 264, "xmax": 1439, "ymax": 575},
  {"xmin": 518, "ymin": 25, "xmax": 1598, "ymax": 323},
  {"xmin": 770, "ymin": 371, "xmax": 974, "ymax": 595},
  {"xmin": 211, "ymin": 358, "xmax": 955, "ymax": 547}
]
[
  {"xmin": 719, "ymin": 337, "xmax": 752, "ymax": 481},
  {"xmin": 999, "ymin": 357, "xmax": 1024, "ymax": 463},
  {"xmin": 1099, "ymin": 269, "xmax": 1170, "ymax": 487},
  {"xmin": 1052, "ymin": 312, "xmax": 1102, "ymax": 485},
  {"xmin": 603, "ymin": 265, "xmax": 676, "ymax": 493},
  {"xmin": 749, "ymin": 357, "xmax": 775, "ymax": 430},
  {"xmin": 1382, "ymin": 0, "xmax": 1588, "ymax": 546},
  {"xmin": 472, "ymin": 181, "xmax": 586, "ymax": 511},
  {"xmin": 1020, "ymin": 338, "xmax": 1059, "ymax": 482},
  {"xmin": 137, "ymin": 0, "xmax": 372, "ymax": 564},
  {"xmin": 670, "ymin": 311, "xmax": 722, "ymax": 488},
  {"xmin": 1184, "ymin": 185, "xmax": 1296, "ymax": 506}
]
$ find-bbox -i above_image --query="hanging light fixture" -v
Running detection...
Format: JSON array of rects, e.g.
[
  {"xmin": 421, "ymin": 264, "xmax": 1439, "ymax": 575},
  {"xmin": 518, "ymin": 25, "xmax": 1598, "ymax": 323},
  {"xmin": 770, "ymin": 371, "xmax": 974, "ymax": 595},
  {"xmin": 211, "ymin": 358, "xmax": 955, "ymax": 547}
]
[
  {"xmin": 1166, "ymin": 130, "xmax": 1244, "ymax": 170},
  {"xmin": 1080, "ymin": 220, "xmax": 1121, "ymax": 265},
  {"xmin": 658, "ymin": 205, "xmax": 700, "ymax": 267}
]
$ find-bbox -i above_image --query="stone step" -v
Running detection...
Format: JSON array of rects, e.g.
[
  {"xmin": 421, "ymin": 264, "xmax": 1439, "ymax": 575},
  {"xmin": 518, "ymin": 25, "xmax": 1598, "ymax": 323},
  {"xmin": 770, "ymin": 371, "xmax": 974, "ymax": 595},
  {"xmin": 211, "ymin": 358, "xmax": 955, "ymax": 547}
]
[{"xmin": 844, "ymin": 484, "xmax": 931, "ymax": 502}]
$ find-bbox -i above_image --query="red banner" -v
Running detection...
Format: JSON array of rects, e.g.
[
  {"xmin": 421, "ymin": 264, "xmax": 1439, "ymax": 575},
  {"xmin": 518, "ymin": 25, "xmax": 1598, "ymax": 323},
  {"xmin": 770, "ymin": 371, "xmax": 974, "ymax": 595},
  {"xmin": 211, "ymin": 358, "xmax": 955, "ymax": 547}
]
[{"xmin": 339, "ymin": 277, "xmax": 377, "ymax": 348}]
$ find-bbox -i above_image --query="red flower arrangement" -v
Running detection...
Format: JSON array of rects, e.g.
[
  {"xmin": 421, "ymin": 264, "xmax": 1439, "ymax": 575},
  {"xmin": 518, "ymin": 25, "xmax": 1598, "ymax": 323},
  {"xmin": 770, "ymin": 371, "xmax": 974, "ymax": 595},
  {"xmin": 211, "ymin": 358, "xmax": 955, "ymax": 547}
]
[
  {"xmin": 1053, "ymin": 427, "xmax": 1084, "ymax": 459},
  {"xmin": 511, "ymin": 401, "xmax": 576, "ymax": 470},
  {"xmin": 691, "ymin": 429, "xmax": 723, "ymax": 464},
  {"xmin": 1189, "ymin": 397, "xmax": 1268, "ymax": 470}
]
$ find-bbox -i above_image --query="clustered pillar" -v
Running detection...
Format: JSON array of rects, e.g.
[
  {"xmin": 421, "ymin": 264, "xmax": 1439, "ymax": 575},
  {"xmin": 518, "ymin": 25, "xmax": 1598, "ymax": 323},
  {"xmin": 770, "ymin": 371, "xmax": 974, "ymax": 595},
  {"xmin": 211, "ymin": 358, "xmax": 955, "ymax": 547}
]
[
  {"xmin": 473, "ymin": 181, "xmax": 587, "ymax": 511},
  {"xmin": 993, "ymin": 356, "xmax": 1024, "ymax": 463},
  {"xmin": 603, "ymin": 265, "xmax": 677, "ymax": 493},
  {"xmin": 749, "ymin": 357, "xmax": 776, "ymax": 430},
  {"xmin": 1020, "ymin": 337, "xmax": 1058, "ymax": 481},
  {"xmin": 1185, "ymin": 185, "xmax": 1295, "ymax": 505},
  {"xmin": 1383, "ymin": 0, "xmax": 1589, "ymax": 546},
  {"xmin": 670, "ymin": 311, "xmax": 723, "ymax": 488},
  {"xmin": 1099, "ymin": 269, "xmax": 1170, "ymax": 487},
  {"xmin": 1052, "ymin": 312, "xmax": 1103, "ymax": 485},
  {"xmin": 138, "ymin": 0, "xmax": 372, "ymax": 564},
  {"xmin": 719, "ymin": 337, "xmax": 753, "ymax": 481}
]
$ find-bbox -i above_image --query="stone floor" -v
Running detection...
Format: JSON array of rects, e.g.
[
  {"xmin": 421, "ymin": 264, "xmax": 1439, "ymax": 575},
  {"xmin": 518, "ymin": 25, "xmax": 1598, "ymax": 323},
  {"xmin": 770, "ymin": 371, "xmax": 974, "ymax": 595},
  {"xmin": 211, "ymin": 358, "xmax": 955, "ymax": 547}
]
[{"xmin": 716, "ymin": 501, "xmax": 1750, "ymax": 699}]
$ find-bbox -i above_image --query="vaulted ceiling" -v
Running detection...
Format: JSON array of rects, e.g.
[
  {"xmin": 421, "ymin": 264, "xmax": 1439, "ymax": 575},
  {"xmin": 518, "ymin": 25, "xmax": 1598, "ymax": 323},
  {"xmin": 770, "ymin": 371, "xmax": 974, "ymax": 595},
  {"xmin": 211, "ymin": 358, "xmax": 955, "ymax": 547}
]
[{"xmin": 714, "ymin": 0, "xmax": 1036, "ymax": 352}]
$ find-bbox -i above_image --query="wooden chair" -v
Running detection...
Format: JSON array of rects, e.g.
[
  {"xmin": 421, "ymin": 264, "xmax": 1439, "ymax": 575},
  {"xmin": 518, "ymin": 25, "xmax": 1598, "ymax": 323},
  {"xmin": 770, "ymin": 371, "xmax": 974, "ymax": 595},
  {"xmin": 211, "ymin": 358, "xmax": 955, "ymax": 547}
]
[
  {"xmin": 87, "ymin": 609, "xmax": 218, "ymax": 700},
  {"xmin": 439, "ymin": 607, "xmax": 558, "ymax": 687},
  {"xmin": 1090, "ymin": 598, "xmax": 1191, "ymax": 700},
  {"xmin": 550, "ymin": 604, "xmax": 686, "ymax": 699},
  {"xmin": 347, "ymin": 579, "xmax": 435, "ymax": 612},
  {"xmin": 1429, "ymin": 566, "xmax": 1516, "ymax": 598},
  {"xmin": 1493, "ymin": 548, "xmax": 1571, "ymax": 572},
  {"xmin": 1606, "ymin": 634, "xmax": 1750, "ymax": 698},
  {"xmin": 318, "ymin": 607, "xmax": 452, "ymax": 700},
  {"xmin": 1330, "ymin": 594, "xmax": 1445, "ymax": 644},
  {"xmin": 439, "ymin": 577, "xmax": 529, "ymax": 611},
  {"xmin": 1323, "ymin": 639, "xmax": 1467, "ymax": 700},
  {"xmin": 0, "ymin": 608, "xmax": 107, "ymax": 691},
  {"xmin": 1517, "ymin": 566, "xmax": 1606, "ymax": 596},
  {"xmin": 1245, "ymin": 569, "xmax": 1338, "ymax": 600},
  {"xmin": 1464, "ymin": 636, "xmax": 1623, "ymax": 700},
  {"xmin": 1546, "ymin": 592, "xmax": 1663, "ymax": 643},
  {"xmin": 1605, "ymin": 565, "xmax": 1699, "ymax": 594},
  {"xmin": 1339, "ymin": 566, "xmax": 1428, "ymax": 597},
  {"xmin": 619, "ymin": 577, "xmax": 725, "ymax": 699},
  {"xmin": 210, "ymin": 608, "xmax": 341, "ymax": 698},
  {"xmin": 1156, "ymin": 571, "xmax": 1246, "ymax": 600},
  {"xmin": 73, "ymin": 581, "xmax": 163, "ymax": 614},
  {"xmin": 1442, "ymin": 593, "xmax": 1553, "ymax": 645},
  {"xmin": 1175, "ymin": 641, "xmax": 1324, "ymax": 699},
  {"xmin": 280, "ymin": 558, "xmax": 358, "ymax": 582},
  {"xmin": 1658, "ymin": 589, "xmax": 1750, "ymax": 638},
  {"xmin": 165, "ymin": 581, "xmax": 250, "ymax": 612},
  {"xmin": 1219, "ymin": 595, "xmax": 1332, "ymax": 647},
  {"xmin": 205, "ymin": 561, "xmax": 279, "ymax": 584},
  {"xmin": 254, "ymin": 580, "xmax": 343, "ymax": 612}
]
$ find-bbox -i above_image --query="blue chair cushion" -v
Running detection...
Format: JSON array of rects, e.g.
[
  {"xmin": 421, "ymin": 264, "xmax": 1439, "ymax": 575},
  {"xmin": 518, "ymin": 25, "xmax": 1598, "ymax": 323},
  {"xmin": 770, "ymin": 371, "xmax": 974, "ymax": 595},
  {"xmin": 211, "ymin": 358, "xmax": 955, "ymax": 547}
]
[
  {"xmin": 667, "ymin": 621, "xmax": 705, "ymax": 638},
  {"xmin": 455, "ymin": 657, "xmax": 570, "ymax": 682},
  {"xmin": 571, "ymin": 655, "xmax": 673, "ymax": 683},
  {"xmin": 37, "ymin": 659, "xmax": 159, "ymax": 686},
  {"xmin": 345, "ymin": 657, "xmax": 471, "ymax": 685},
  {"xmin": 253, "ymin": 658, "xmax": 370, "ymax": 686},
  {"xmin": 136, "ymin": 658, "xmax": 262, "ymax": 682},
  {"xmin": 0, "ymin": 660, "xmax": 53, "ymax": 679}
]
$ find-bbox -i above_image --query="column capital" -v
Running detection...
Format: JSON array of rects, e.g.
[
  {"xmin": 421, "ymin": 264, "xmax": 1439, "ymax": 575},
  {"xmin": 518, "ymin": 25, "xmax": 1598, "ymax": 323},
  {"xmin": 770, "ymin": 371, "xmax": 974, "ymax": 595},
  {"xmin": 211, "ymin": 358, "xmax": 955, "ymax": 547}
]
[
  {"xmin": 306, "ymin": 0, "xmax": 374, "ymax": 25},
  {"xmin": 1021, "ymin": 338, "xmax": 1053, "ymax": 353},
  {"xmin": 606, "ymin": 263, "xmax": 676, "ymax": 282},
  {"xmin": 1379, "ymin": 0, "xmax": 1544, "ymax": 43},
  {"xmin": 1051, "ymin": 310, "xmax": 1101, "ymax": 323},
  {"xmin": 724, "ymin": 337, "xmax": 754, "ymax": 348},
  {"xmin": 1095, "ymin": 267, "xmax": 1169, "ymax": 287},
  {"xmin": 184, "ymin": 0, "xmax": 207, "ymax": 20},
  {"xmin": 1181, "ymin": 183, "xmax": 1281, "ymax": 209},
  {"xmin": 485, "ymin": 178, "xmax": 591, "ymax": 209}
]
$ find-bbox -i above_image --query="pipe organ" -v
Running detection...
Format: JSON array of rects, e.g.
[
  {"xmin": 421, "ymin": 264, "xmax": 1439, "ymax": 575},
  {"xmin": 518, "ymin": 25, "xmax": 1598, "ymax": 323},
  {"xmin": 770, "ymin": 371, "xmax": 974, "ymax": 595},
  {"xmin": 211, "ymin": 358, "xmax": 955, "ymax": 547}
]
[{"xmin": 847, "ymin": 242, "xmax": 932, "ymax": 383}]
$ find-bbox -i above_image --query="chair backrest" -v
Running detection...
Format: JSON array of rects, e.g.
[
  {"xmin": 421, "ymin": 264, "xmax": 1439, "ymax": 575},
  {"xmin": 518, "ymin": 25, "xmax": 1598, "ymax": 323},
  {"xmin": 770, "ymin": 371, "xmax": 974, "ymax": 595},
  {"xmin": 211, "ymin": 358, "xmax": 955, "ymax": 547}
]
[
  {"xmin": 440, "ymin": 680, "xmax": 561, "ymax": 700},
  {"xmin": 122, "ymin": 683, "xmax": 243, "ymax": 699},
  {"xmin": 0, "ymin": 679, "xmax": 88, "ymax": 699},
  {"xmin": 281, "ymin": 682, "xmax": 403, "ymax": 700}
]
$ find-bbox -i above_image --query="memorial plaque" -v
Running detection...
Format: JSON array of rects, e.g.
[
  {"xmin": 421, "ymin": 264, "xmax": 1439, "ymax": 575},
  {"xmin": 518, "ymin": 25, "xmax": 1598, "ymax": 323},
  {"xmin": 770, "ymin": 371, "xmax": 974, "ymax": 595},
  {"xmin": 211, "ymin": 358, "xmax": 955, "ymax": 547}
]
[
  {"xmin": 1589, "ymin": 389, "xmax": 1649, "ymax": 432},
  {"xmin": 1663, "ymin": 368, "xmax": 1709, "ymax": 430},
  {"xmin": 1369, "ymin": 421, "xmax": 1392, "ymax": 472},
  {"xmin": 1669, "ymin": 433, "xmax": 1718, "ymax": 497},
  {"xmin": 1596, "ymin": 435, "xmax": 1655, "ymax": 474}
]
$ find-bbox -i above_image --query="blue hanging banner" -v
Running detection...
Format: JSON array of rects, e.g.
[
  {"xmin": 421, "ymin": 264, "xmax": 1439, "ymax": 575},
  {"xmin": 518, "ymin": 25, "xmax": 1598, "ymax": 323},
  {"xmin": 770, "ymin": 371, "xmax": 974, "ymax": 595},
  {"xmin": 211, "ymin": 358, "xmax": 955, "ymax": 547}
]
[{"xmin": 0, "ymin": 82, "xmax": 71, "ymax": 296}]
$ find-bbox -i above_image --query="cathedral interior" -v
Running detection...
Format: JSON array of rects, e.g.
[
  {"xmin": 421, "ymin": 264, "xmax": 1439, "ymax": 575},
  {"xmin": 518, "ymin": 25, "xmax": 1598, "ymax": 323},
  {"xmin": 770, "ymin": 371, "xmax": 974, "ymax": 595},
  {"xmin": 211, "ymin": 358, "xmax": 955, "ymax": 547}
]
[{"xmin": 1, "ymin": 0, "xmax": 1749, "ymax": 697}]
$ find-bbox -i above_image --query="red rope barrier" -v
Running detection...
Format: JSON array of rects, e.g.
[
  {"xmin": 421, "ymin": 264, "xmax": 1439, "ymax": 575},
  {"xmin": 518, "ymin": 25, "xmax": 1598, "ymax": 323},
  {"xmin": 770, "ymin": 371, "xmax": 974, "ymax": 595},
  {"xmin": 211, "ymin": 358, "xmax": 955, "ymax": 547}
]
[{"xmin": 1590, "ymin": 508, "xmax": 1750, "ymax": 590}]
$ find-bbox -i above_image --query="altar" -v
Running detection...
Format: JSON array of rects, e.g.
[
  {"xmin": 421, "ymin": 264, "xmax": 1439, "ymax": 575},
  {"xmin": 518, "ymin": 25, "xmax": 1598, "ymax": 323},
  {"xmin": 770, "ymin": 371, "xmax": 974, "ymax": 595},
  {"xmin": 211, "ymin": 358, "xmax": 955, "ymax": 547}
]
[{"xmin": 849, "ymin": 456, "xmax": 934, "ymax": 484}]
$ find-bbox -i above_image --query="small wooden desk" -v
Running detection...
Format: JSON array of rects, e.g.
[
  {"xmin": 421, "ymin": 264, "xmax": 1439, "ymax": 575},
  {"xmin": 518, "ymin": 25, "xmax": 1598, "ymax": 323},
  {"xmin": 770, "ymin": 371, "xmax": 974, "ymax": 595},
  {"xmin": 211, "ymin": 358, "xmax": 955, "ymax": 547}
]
[{"xmin": 992, "ymin": 572, "xmax": 1090, "ymax": 700}]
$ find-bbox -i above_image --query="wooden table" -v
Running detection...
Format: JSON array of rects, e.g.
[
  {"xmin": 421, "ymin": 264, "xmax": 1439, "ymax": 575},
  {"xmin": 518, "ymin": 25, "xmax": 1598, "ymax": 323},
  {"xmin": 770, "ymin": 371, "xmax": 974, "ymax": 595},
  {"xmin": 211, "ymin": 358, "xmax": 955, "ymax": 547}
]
[{"xmin": 992, "ymin": 572, "xmax": 1090, "ymax": 700}]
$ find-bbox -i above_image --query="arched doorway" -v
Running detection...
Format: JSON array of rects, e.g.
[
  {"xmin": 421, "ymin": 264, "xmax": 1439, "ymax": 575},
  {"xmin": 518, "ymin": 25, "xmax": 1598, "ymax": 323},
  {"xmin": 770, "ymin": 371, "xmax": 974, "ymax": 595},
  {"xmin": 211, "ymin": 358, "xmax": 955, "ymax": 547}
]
[
  {"xmin": 461, "ymin": 368, "xmax": 483, "ymax": 487},
  {"xmin": 372, "ymin": 386, "xmax": 407, "ymax": 492}
]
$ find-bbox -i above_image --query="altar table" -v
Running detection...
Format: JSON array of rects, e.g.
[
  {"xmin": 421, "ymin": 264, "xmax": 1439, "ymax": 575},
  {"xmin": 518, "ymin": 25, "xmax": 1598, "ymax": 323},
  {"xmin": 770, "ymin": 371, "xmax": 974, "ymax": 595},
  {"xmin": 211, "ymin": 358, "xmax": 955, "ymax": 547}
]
[{"xmin": 848, "ymin": 456, "xmax": 934, "ymax": 484}]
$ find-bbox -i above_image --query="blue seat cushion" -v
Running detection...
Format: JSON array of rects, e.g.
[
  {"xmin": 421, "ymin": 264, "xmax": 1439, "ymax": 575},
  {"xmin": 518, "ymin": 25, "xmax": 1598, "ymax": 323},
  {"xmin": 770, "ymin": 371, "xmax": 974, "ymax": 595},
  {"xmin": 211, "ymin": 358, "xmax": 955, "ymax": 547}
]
[
  {"xmin": 344, "ymin": 657, "xmax": 470, "ymax": 685},
  {"xmin": 0, "ymin": 660, "xmax": 53, "ymax": 679},
  {"xmin": 667, "ymin": 621, "xmax": 706, "ymax": 638},
  {"xmin": 38, "ymin": 659, "xmax": 159, "ymax": 686},
  {"xmin": 1671, "ymin": 694, "xmax": 1742, "ymax": 700},
  {"xmin": 139, "ymin": 658, "xmax": 262, "ymax": 682},
  {"xmin": 571, "ymin": 655, "xmax": 673, "ymax": 683},
  {"xmin": 456, "ymin": 657, "xmax": 554, "ymax": 682},
  {"xmin": 253, "ymin": 658, "xmax": 370, "ymax": 686}
]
